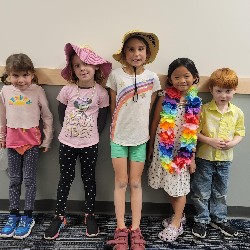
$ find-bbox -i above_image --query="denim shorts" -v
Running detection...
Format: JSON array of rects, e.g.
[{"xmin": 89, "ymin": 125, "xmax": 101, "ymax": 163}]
[{"xmin": 110, "ymin": 141, "xmax": 146, "ymax": 162}]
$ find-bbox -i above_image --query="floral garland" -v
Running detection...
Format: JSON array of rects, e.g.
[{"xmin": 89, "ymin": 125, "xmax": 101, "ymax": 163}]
[{"xmin": 158, "ymin": 86, "xmax": 202, "ymax": 174}]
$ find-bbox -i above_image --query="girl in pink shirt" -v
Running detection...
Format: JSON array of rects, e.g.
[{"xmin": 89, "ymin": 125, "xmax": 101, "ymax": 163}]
[
  {"xmin": 0, "ymin": 53, "xmax": 53, "ymax": 239},
  {"xmin": 44, "ymin": 43, "xmax": 112, "ymax": 240}
]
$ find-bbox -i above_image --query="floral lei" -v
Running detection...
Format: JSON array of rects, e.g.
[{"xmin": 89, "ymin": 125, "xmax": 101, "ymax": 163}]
[{"xmin": 158, "ymin": 86, "xmax": 202, "ymax": 174}]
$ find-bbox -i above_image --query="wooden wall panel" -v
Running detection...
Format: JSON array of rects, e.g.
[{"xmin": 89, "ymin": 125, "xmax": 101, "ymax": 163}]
[{"xmin": 1, "ymin": 67, "xmax": 250, "ymax": 94}]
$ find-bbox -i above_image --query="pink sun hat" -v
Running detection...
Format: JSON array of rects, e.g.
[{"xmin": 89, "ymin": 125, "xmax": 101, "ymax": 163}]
[{"xmin": 61, "ymin": 43, "xmax": 112, "ymax": 81}]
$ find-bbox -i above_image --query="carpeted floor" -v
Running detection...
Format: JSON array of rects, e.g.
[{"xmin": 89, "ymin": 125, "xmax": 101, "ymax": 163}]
[{"xmin": 0, "ymin": 213, "xmax": 250, "ymax": 250}]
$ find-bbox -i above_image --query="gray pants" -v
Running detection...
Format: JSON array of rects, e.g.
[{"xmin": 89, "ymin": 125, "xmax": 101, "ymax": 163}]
[{"xmin": 8, "ymin": 146, "xmax": 39, "ymax": 211}]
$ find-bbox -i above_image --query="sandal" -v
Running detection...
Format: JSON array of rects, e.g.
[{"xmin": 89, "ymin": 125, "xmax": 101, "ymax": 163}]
[
  {"xmin": 106, "ymin": 228, "xmax": 129, "ymax": 250},
  {"xmin": 130, "ymin": 228, "xmax": 146, "ymax": 250},
  {"xmin": 158, "ymin": 224, "xmax": 183, "ymax": 242}
]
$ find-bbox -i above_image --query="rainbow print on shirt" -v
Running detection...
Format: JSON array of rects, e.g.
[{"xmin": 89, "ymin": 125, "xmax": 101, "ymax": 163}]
[{"xmin": 9, "ymin": 95, "xmax": 32, "ymax": 105}]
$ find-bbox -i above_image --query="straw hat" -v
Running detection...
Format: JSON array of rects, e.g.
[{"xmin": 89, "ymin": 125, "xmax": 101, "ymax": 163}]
[
  {"xmin": 113, "ymin": 30, "xmax": 159, "ymax": 65},
  {"xmin": 61, "ymin": 43, "xmax": 112, "ymax": 81}
]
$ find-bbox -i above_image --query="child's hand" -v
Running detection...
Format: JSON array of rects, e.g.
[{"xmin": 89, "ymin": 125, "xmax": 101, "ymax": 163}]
[
  {"xmin": 209, "ymin": 138, "xmax": 226, "ymax": 149},
  {"xmin": 222, "ymin": 140, "xmax": 233, "ymax": 150},
  {"xmin": 147, "ymin": 146, "xmax": 154, "ymax": 162},
  {"xmin": 40, "ymin": 147, "xmax": 49, "ymax": 153},
  {"xmin": 0, "ymin": 141, "xmax": 5, "ymax": 148},
  {"xmin": 189, "ymin": 160, "xmax": 196, "ymax": 174}
]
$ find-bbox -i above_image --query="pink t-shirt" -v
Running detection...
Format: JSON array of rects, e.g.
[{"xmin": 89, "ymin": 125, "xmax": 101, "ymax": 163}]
[
  {"xmin": 57, "ymin": 84, "xmax": 109, "ymax": 148},
  {"xmin": 0, "ymin": 84, "xmax": 53, "ymax": 148}
]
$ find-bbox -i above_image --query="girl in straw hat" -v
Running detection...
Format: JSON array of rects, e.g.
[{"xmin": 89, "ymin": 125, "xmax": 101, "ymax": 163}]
[
  {"xmin": 44, "ymin": 43, "xmax": 112, "ymax": 240},
  {"xmin": 106, "ymin": 30, "xmax": 161, "ymax": 250}
]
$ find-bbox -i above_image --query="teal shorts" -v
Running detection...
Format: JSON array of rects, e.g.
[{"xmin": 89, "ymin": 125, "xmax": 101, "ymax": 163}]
[{"xmin": 110, "ymin": 141, "xmax": 146, "ymax": 162}]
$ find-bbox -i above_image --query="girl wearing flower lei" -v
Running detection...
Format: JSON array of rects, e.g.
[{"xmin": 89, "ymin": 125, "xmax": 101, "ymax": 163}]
[{"xmin": 148, "ymin": 58, "xmax": 201, "ymax": 242}]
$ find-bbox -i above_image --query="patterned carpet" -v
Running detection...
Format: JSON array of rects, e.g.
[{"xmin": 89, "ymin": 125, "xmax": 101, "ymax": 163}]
[{"xmin": 0, "ymin": 213, "xmax": 250, "ymax": 250}]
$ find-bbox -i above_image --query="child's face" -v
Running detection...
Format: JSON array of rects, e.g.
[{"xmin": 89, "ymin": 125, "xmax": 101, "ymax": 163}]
[
  {"xmin": 169, "ymin": 66, "xmax": 197, "ymax": 94},
  {"xmin": 10, "ymin": 71, "xmax": 34, "ymax": 91},
  {"xmin": 123, "ymin": 38, "xmax": 148, "ymax": 68},
  {"xmin": 210, "ymin": 86, "xmax": 235, "ymax": 106},
  {"xmin": 72, "ymin": 54, "xmax": 98, "ymax": 86}
]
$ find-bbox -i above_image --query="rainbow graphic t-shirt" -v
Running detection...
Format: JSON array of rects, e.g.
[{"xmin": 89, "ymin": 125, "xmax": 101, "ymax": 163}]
[{"xmin": 107, "ymin": 68, "xmax": 161, "ymax": 146}]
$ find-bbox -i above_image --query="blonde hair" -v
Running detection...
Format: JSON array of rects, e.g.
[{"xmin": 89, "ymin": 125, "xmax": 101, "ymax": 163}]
[{"xmin": 209, "ymin": 68, "xmax": 238, "ymax": 89}]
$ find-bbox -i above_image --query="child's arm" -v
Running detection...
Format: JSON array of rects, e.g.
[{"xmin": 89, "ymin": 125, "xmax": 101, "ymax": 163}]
[
  {"xmin": 109, "ymin": 89, "xmax": 117, "ymax": 117},
  {"xmin": 198, "ymin": 133, "xmax": 227, "ymax": 150},
  {"xmin": 38, "ymin": 88, "xmax": 53, "ymax": 151},
  {"xmin": 189, "ymin": 152, "xmax": 196, "ymax": 174},
  {"xmin": 223, "ymin": 135, "xmax": 243, "ymax": 150},
  {"xmin": 58, "ymin": 102, "xmax": 66, "ymax": 127},
  {"xmin": 150, "ymin": 92, "xmax": 157, "ymax": 112},
  {"xmin": 147, "ymin": 96, "xmax": 163, "ymax": 160},
  {"xmin": 0, "ymin": 91, "xmax": 6, "ymax": 148},
  {"xmin": 97, "ymin": 107, "xmax": 108, "ymax": 134}
]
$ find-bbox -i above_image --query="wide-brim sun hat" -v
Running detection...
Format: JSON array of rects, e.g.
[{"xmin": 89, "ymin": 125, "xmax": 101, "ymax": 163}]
[
  {"xmin": 113, "ymin": 30, "xmax": 159, "ymax": 65},
  {"xmin": 61, "ymin": 43, "xmax": 112, "ymax": 81}
]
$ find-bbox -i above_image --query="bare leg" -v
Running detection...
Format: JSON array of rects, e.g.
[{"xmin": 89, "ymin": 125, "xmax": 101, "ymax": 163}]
[
  {"xmin": 112, "ymin": 158, "xmax": 128, "ymax": 229},
  {"xmin": 129, "ymin": 161, "xmax": 144, "ymax": 230},
  {"xmin": 170, "ymin": 196, "xmax": 186, "ymax": 228}
]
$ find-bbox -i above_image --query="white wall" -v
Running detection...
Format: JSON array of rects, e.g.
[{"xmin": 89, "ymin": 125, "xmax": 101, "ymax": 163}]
[
  {"xmin": 0, "ymin": 0, "xmax": 249, "ymax": 209},
  {"xmin": 1, "ymin": 0, "xmax": 250, "ymax": 77}
]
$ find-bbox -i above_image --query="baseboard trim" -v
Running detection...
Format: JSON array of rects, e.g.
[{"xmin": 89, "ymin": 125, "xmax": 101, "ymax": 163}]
[{"xmin": 0, "ymin": 199, "xmax": 249, "ymax": 218}]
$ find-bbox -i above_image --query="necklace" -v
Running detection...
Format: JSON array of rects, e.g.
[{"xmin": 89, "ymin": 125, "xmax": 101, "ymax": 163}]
[
  {"xmin": 74, "ymin": 84, "xmax": 96, "ymax": 116},
  {"xmin": 158, "ymin": 86, "xmax": 202, "ymax": 174}
]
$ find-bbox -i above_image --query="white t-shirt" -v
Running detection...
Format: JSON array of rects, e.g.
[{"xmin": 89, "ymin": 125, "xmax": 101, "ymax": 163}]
[
  {"xmin": 57, "ymin": 84, "xmax": 109, "ymax": 148},
  {"xmin": 107, "ymin": 68, "xmax": 161, "ymax": 146}
]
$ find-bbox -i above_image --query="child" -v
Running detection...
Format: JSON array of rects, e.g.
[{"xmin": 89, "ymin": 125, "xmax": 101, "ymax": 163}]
[
  {"xmin": 44, "ymin": 43, "xmax": 112, "ymax": 240},
  {"xmin": 0, "ymin": 53, "xmax": 53, "ymax": 239},
  {"xmin": 106, "ymin": 30, "xmax": 161, "ymax": 249},
  {"xmin": 191, "ymin": 68, "xmax": 245, "ymax": 238},
  {"xmin": 148, "ymin": 58, "xmax": 201, "ymax": 242}
]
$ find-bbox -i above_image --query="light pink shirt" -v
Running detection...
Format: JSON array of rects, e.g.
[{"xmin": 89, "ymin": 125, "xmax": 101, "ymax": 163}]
[
  {"xmin": 57, "ymin": 84, "xmax": 109, "ymax": 148},
  {"xmin": 0, "ymin": 84, "xmax": 53, "ymax": 148}
]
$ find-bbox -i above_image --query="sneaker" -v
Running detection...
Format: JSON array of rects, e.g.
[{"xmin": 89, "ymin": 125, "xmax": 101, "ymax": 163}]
[
  {"xmin": 162, "ymin": 214, "xmax": 186, "ymax": 228},
  {"xmin": 13, "ymin": 216, "xmax": 35, "ymax": 239},
  {"xmin": 0, "ymin": 215, "xmax": 20, "ymax": 238},
  {"xmin": 85, "ymin": 214, "xmax": 99, "ymax": 237},
  {"xmin": 158, "ymin": 224, "xmax": 184, "ymax": 242},
  {"xmin": 130, "ymin": 228, "xmax": 146, "ymax": 250},
  {"xmin": 210, "ymin": 221, "xmax": 238, "ymax": 237},
  {"xmin": 192, "ymin": 222, "xmax": 207, "ymax": 238},
  {"xmin": 44, "ymin": 216, "xmax": 66, "ymax": 240},
  {"xmin": 107, "ymin": 228, "xmax": 129, "ymax": 250}
]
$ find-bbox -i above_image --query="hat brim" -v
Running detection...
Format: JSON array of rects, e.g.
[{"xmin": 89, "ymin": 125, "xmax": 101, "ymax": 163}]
[
  {"xmin": 61, "ymin": 43, "xmax": 112, "ymax": 81},
  {"xmin": 113, "ymin": 30, "xmax": 159, "ymax": 65}
]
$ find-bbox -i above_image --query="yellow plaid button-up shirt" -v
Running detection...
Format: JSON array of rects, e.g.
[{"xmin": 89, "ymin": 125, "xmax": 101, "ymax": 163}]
[{"xmin": 196, "ymin": 99, "xmax": 245, "ymax": 161}]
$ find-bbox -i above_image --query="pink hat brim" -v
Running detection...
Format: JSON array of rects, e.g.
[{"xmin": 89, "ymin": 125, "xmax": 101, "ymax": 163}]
[{"xmin": 61, "ymin": 43, "xmax": 112, "ymax": 81}]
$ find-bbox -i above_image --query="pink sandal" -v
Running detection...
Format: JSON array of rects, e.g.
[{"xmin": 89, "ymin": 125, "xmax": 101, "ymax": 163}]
[
  {"xmin": 130, "ymin": 228, "xmax": 146, "ymax": 250},
  {"xmin": 107, "ymin": 228, "xmax": 129, "ymax": 250}
]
